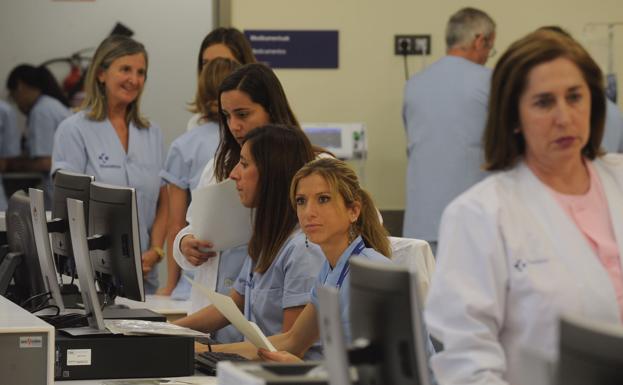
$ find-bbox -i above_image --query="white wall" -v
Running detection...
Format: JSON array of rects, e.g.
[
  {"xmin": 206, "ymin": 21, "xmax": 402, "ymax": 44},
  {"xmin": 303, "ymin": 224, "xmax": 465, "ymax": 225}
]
[
  {"xmin": 232, "ymin": 0, "xmax": 623, "ymax": 209},
  {"xmin": 0, "ymin": 0, "xmax": 214, "ymax": 146}
]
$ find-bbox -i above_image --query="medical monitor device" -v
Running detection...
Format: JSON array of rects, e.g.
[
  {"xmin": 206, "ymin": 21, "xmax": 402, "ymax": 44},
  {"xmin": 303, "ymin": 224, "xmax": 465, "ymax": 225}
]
[
  {"xmin": 50, "ymin": 170, "xmax": 94, "ymax": 276},
  {"xmin": 348, "ymin": 257, "xmax": 432, "ymax": 385},
  {"xmin": 0, "ymin": 190, "xmax": 47, "ymax": 310},
  {"xmin": 317, "ymin": 286, "xmax": 352, "ymax": 385},
  {"xmin": 29, "ymin": 188, "xmax": 65, "ymax": 313},
  {"xmin": 557, "ymin": 314, "xmax": 623, "ymax": 385},
  {"xmin": 302, "ymin": 123, "xmax": 366, "ymax": 160},
  {"xmin": 87, "ymin": 181, "xmax": 144, "ymax": 302}
]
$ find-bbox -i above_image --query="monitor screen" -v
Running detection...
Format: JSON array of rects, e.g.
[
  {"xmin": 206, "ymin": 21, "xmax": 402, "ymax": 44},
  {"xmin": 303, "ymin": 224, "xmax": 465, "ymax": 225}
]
[
  {"xmin": 349, "ymin": 257, "xmax": 431, "ymax": 385},
  {"xmin": 1, "ymin": 190, "xmax": 46, "ymax": 309},
  {"xmin": 557, "ymin": 314, "xmax": 623, "ymax": 385},
  {"xmin": 50, "ymin": 170, "xmax": 94, "ymax": 276},
  {"xmin": 88, "ymin": 181, "xmax": 144, "ymax": 302}
]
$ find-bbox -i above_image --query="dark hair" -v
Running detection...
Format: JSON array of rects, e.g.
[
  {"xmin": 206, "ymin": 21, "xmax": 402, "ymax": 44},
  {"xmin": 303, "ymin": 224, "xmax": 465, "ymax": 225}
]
[
  {"xmin": 7, "ymin": 64, "xmax": 69, "ymax": 107},
  {"xmin": 196, "ymin": 27, "xmax": 255, "ymax": 73},
  {"xmin": 195, "ymin": 58, "xmax": 240, "ymax": 122},
  {"xmin": 290, "ymin": 158, "xmax": 392, "ymax": 258},
  {"xmin": 484, "ymin": 30, "xmax": 606, "ymax": 170},
  {"xmin": 214, "ymin": 63, "xmax": 301, "ymax": 181},
  {"xmin": 242, "ymin": 124, "xmax": 315, "ymax": 273}
]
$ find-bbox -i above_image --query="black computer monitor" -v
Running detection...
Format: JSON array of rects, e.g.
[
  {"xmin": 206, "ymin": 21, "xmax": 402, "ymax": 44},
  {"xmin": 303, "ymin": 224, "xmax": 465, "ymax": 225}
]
[
  {"xmin": 348, "ymin": 257, "xmax": 431, "ymax": 385},
  {"xmin": 87, "ymin": 181, "xmax": 144, "ymax": 302},
  {"xmin": 0, "ymin": 190, "xmax": 46, "ymax": 309},
  {"xmin": 50, "ymin": 170, "xmax": 94, "ymax": 276},
  {"xmin": 557, "ymin": 314, "xmax": 623, "ymax": 385}
]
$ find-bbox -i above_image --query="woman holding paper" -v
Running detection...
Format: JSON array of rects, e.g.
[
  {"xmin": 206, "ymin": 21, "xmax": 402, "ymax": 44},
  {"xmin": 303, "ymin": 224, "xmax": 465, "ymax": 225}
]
[
  {"xmin": 175, "ymin": 125, "xmax": 325, "ymax": 358},
  {"xmin": 158, "ymin": 58, "xmax": 240, "ymax": 298},
  {"xmin": 172, "ymin": 63, "xmax": 316, "ymax": 342},
  {"xmin": 212, "ymin": 157, "xmax": 391, "ymax": 361}
]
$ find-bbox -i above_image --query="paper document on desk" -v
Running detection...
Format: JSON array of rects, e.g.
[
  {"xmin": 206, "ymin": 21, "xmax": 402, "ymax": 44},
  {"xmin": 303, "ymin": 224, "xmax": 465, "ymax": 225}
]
[
  {"xmin": 190, "ymin": 178, "xmax": 252, "ymax": 251},
  {"xmin": 185, "ymin": 276, "xmax": 277, "ymax": 352}
]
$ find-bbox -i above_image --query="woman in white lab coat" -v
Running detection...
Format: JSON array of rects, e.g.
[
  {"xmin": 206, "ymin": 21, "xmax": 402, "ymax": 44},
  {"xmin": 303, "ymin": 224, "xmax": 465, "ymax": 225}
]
[{"xmin": 425, "ymin": 29, "xmax": 623, "ymax": 385}]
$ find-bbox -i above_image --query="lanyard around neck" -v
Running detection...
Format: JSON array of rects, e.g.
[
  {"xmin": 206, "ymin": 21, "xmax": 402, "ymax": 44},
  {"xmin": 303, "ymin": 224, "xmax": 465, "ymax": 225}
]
[{"xmin": 335, "ymin": 239, "xmax": 365, "ymax": 289}]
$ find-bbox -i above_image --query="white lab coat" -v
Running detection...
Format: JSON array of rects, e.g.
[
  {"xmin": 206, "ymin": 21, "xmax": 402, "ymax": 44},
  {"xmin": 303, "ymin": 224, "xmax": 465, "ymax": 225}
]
[{"xmin": 425, "ymin": 154, "xmax": 623, "ymax": 385}]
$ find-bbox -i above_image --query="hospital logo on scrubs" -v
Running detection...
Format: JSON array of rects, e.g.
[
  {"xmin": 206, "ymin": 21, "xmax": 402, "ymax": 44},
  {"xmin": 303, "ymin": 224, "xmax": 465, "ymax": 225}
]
[
  {"xmin": 98, "ymin": 152, "xmax": 121, "ymax": 168},
  {"xmin": 98, "ymin": 153, "xmax": 109, "ymax": 164},
  {"xmin": 513, "ymin": 258, "xmax": 548, "ymax": 272}
]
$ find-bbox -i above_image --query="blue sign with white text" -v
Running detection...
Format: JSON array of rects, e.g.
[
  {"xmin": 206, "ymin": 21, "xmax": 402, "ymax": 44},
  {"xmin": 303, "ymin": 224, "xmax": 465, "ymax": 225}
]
[{"xmin": 244, "ymin": 30, "xmax": 339, "ymax": 69}]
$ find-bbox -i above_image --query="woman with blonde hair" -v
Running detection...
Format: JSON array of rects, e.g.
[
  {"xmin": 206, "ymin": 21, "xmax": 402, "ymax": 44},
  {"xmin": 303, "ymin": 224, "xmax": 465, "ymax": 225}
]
[
  {"xmin": 158, "ymin": 58, "xmax": 240, "ymax": 297},
  {"xmin": 52, "ymin": 35, "xmax": 167, "ymax": 293},
  {"xmin": 211, "ymin": 157, "xmax": 391, "ymax": 361}
]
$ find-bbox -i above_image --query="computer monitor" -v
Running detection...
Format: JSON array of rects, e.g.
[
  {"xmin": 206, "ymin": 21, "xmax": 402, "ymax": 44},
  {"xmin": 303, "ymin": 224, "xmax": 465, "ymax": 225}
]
[
  {"xmin": 87, "ymin": 181, "xmax": 144, "ymax": 302},
  {"xmin": 317, "ymin": 286, "xmax": 352, "ymax": 385},
  {"xmin": 348, "ymin": 257, "xmax": 431, "ymax": 385},
  {"xmin": 50, "ymin": 170, "xmax": 94, "ymax": 277},
  {"xmin": 29, "ymin": 187, "xmax": 65, "ymax": 312},
  {"xmin": 557, "ymin": 314, "xmax": 623, "ymax": 385},
  {"xmin": 0, "ymin": 190, "xmax": 46, "ymax": 310}
]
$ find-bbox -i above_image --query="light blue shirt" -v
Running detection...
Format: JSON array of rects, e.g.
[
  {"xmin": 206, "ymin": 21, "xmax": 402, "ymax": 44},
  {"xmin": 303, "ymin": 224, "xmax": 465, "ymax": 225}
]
[
  {"xmin": 161, "ymin": 121, "xmax": 220, "ymax": 301},
  {"xmin": 28, "ymin": 95, "xmax": 70, "ymax": 208},
  {"xmin": 0, "ymin": 101, "xmax": 21, "ymax": 210},
  {"xmin": 310, "ymin": 236, "xmax": 389, "ymax": 344},
  {"xmin": 51, "ymin": 111, "xmax": 164, "ymax": 293},
  {"xmin": 160, "ymin": 121, "xmax": 220, "ymax": 190},
  {"xmin": 402, "ymin": 56, "xmax": 491, "ymax": 242},
  {"xmin": 233, "ymin": 230, "xmax": 324, "ymax": 357},
  {"xmin": 603, "ymin": 100, "xmax": 623, "ymax": 153}
]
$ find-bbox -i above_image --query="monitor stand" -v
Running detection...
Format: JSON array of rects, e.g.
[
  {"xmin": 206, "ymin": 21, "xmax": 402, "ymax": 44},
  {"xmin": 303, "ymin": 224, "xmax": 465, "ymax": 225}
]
[{"xmin": 65, "ymin": 198, "xmax": 107, "ymax": 335}]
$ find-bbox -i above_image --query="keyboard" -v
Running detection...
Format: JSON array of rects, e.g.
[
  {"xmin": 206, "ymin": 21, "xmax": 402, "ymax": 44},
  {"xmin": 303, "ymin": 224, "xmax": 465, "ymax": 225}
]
[{"xmin": 195, "ymin": 351, "xmax": 248, "ymax": 376}]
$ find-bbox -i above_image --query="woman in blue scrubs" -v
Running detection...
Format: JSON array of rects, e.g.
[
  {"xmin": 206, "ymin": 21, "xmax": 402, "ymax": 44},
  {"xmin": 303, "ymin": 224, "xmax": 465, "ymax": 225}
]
[
  {"xmin": 175, "ymin": 125, "xmax": 324, "ymax": 358},
  {"xmin": 172, "ymin": 63, "xmax": 313, "ymax": 343},
  {"xmin": 0, "ymin": 100, "xmax": 21, "ymax": 210},
  {"xmin": 6, "ymin": 64, "xmax": 71, "ymax": 207},
  {"xmin": 212, "ymin": 157, "xmax": 391, "ymax": 360},
  {"xmin": 52, "ymin": 35, "xmax": 167, "ymax": 294},
  {"xmin": 186, "ymin": 27, "xmax": 255, "ymax": 130},
  {"xmin": 159, "ymin": 58, "xmax": 240, "ymax": 297}
]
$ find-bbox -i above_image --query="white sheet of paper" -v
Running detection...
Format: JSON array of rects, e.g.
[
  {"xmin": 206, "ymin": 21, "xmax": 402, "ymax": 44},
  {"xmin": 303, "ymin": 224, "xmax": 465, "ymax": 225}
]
[
  {"xmin": 185, "ymin": 276, "xmax": 277, "ymax": 352},
  {"xmin": 190, "ymin": 178, "xmax": 253, "ymax": 251}
]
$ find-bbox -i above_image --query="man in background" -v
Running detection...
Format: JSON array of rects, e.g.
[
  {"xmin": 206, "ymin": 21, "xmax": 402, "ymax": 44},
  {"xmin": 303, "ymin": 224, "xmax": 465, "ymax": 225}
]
[{"xmin": 402, "ymin": 7, "xmax": 496, "ymax": 253}]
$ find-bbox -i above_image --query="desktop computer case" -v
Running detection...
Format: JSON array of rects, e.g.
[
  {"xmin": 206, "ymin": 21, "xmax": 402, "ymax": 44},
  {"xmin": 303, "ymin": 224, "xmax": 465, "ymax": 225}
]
[{"xmin": 55, "ymin": 332, "xmax": 194, "ymax": 380}]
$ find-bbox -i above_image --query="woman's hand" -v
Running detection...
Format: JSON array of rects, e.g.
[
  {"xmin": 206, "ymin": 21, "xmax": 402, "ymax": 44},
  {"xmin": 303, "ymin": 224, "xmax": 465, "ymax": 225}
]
[
  {"xmin": 156, "ymin": 285, "xmax": 175, "ymax": 296},
  {"xmin": 141, "ymin": 248, "xmax": 161, "ymax": 273},
  {"xmin": 180, "ymin": 234, "xmax": 217, "ymax": 266},
  {"xmin": 195, "ymin": 341, "xmax": 210, "ymax": 353},
  {"xmin": 257, "ymin": 348, "xmax": 303, "ymax": 363}
]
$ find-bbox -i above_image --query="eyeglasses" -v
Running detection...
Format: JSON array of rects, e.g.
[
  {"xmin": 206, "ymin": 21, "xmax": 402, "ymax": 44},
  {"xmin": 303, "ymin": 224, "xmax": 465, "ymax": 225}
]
[{"xmin": 477, "ymin": 33, "xmax": 497, "ymax": 58}]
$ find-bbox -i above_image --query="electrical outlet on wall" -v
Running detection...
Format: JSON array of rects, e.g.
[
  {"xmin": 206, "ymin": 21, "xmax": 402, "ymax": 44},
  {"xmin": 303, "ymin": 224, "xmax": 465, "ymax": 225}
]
[{"xmin": 394, "ymin": 34, "xmax": 431, "ymax": 56}]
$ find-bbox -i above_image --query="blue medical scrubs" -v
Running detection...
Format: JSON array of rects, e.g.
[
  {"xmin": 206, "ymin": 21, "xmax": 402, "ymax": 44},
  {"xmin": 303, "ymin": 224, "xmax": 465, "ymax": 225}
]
[
  {"xmin": 52, "ymin": 111, "xmax": 164, "ymax": 293},
  {"xmin": 603, "ymin": 100, "xmax": 623, "ymax": 153},
  {"xmin": 160, "ymin": 120, "xmax": 221, "ymax": 299},
  {"xmin": 310, "ymin": 236, "xmax": 389, "ymax": 344},
  {"xmin": 402, "ymin": 56, "xmax": 491, "ymax": 243},
  {"xmin": 0, "ymin": 101, "xmax": 22, "ymax": 210},
  {"xmin": 28, "ymin": 95, "xmax": 70, "ymax": 208},
  {"xmin": 233, "ymin": 230, "xmax": 324, "ymax": 358}
]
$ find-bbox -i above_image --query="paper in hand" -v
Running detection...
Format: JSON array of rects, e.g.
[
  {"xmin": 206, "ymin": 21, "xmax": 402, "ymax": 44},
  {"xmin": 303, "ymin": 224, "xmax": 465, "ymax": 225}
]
[
  {"xmin": 190, "ymin": 178, "xmax": 253, "ymax": 251},
  {"xmin": 185, "ymin": 276, "xmax": 277, "ymax": 352}
]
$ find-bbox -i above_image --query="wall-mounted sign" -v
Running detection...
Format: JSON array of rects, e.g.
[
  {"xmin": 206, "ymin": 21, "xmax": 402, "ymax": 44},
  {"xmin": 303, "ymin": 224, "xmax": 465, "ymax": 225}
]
[{"xmin": 244, "ymin": 30, "xmax": 338, "ymax": 69}]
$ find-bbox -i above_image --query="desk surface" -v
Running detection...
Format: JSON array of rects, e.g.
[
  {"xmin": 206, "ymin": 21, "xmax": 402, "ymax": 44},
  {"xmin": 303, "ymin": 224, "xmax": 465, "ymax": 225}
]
[
  {"xmin": 115, "ymin": 294, "xmax": 191, "ymax": 322},
  {"xmin": 56, "ymin": 374, "xmax": 217, "ymax": 384}
]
